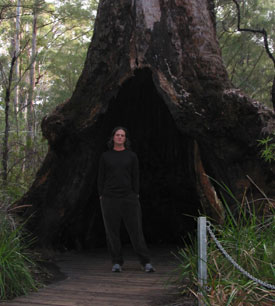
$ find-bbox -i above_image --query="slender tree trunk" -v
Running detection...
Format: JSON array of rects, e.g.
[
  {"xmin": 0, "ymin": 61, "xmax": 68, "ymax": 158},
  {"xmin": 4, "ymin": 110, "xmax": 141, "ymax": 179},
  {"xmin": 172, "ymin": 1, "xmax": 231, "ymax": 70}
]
[
  {"xmin": 2, "ymin": 54, "xmax": 16, "ymax": 185},
  {"xmin": 272, "ymin": 75, "xmax": 275, "ymax": 111},
  {"xmin": 26, "ymin": 1, "xmax": 38, "ymax": 168},
  {"xmin": 14, "ymin": 0, "xmax": 20, "ymax": 112},
  {"xmin": 12, "ymin": 0, "xmax": 21, "ymax": 167}
]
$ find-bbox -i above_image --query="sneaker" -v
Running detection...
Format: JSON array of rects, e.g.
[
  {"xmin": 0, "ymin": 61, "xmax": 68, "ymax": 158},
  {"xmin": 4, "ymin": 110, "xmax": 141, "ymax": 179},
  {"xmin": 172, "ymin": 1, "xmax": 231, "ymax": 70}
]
[
  {"xmin": 112, "ymin": 263, "xmax": 122, "ymax": 272},
  {"xmin": 144, "ymin": 263, "xmax": 155, "ymax": 273}
]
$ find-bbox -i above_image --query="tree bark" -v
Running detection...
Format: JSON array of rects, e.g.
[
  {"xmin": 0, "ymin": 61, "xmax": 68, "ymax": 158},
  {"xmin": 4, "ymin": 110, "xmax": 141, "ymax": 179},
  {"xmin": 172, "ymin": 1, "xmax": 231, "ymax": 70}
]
[{"xmin": 18, "ymin": 0, "xmax": 275, "ymax": 250}]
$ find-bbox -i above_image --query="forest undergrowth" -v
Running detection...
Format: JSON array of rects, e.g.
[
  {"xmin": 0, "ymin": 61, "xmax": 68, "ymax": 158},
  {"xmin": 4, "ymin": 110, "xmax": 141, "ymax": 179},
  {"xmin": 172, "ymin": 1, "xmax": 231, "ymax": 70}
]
[
  {"xmin": 175, "ymin": 183, "xmax": 275, "ymax": 306},
  {"xmin": 0, "ymin": 187, "xmax": 55, "ymax": 301},
  {"xmin": 0, "ymin": 195, "xmax": 37, "ymax": 300}
]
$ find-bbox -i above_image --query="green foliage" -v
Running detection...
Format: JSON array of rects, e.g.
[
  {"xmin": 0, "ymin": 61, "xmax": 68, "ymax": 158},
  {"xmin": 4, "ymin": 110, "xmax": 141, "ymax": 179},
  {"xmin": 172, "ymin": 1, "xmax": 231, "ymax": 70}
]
[
  {"xmin": 0, "ymin": 210, "xmax": 37, "ymax": 300},
  {"xmin": 176, "ymin": 191, "xmax": 275, "ymax": 305},
  {"xmin": 35, "ymin": 0, "xmax": 98, "ymax": 109},
  {"xmin": 258, "ymin": 135, "xmax": 275, "ymax": 163},
  {"xmin": 215, "ymin": 0, "xmax": 275, "ymax": 108}
]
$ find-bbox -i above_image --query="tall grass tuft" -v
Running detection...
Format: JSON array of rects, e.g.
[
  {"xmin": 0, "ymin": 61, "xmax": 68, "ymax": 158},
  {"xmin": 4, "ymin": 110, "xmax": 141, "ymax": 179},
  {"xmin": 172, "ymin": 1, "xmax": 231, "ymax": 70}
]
[
  {"xmin": 0, "ymin": 201, "xmax": 37, "ymax": 300},
  {"xmin": 176, "ymin": 186, "xmax": 275, "ymax": 305}
]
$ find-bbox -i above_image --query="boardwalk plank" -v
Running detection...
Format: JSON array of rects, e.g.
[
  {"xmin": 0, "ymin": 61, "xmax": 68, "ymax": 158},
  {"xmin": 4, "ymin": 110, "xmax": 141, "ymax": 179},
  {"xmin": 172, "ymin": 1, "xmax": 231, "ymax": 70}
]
[{"xmin": 1, "ymin": 247, "xmax": 181, "ymax": 306}]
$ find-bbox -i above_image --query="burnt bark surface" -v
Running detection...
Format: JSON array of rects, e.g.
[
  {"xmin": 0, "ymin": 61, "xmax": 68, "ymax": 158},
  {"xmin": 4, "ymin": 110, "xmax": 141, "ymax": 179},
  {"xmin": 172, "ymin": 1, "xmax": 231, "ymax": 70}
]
[{"xmin": 18, "ymin": 0, "xmax": 275, "ymax": 250}]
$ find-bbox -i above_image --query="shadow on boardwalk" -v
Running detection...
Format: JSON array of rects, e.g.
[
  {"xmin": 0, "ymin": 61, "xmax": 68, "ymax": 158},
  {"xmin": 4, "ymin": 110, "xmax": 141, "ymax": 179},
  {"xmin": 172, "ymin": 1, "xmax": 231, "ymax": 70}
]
[{"xmin": 1, "ymin": 247, "xmax": 196, "ymax": 306}]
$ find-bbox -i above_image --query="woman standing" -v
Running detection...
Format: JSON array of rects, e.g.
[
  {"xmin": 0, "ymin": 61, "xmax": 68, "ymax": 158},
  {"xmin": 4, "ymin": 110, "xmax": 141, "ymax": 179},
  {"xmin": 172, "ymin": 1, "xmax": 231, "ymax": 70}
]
[{"xmin": 98, "ymin": 127, "xmax": 155, "ymax": 273}]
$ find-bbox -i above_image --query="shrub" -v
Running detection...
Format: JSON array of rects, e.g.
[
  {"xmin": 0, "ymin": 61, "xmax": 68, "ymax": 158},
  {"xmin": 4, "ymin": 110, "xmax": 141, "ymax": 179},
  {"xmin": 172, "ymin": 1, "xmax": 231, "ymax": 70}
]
[
  {"xmin": 0, "ymin": 205, "xmax": 37, "ymax": 300},
  {"xmin": 176, "ymin": 194, "xmax": 275, "ymax": 305}
]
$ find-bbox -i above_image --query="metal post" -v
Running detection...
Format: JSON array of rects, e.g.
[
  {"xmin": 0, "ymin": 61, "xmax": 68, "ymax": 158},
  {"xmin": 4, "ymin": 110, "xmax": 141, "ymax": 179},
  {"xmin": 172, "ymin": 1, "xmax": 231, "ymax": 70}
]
[{"xmin": 198, "ymin": 217, "xmax": 207, "ymax": 306}]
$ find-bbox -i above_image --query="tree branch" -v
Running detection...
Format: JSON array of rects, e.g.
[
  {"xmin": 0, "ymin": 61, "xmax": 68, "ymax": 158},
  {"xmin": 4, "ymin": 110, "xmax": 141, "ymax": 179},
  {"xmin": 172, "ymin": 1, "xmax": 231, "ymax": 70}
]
[
  {"xmin": 232, "ymin": 0, "xmax": 275, "ymax": 109},
  {"xmin": 232, "ymin": 0, "xmax": 275, "ymax": 67}
]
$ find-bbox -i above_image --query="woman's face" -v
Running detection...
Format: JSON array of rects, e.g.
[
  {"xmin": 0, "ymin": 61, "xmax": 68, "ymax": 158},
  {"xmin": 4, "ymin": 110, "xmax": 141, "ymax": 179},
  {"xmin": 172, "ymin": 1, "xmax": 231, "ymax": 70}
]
[{"xmin": 113, "ymin": 129, "xmax": 126, "ymax": 146}]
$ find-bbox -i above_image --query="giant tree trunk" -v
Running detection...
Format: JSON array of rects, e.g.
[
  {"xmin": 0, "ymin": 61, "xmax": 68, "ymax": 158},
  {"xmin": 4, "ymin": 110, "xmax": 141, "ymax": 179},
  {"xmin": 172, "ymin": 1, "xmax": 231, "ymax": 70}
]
[{"xmin": 18, "ymin": 0, "xmax": 275, "ymax": 250}]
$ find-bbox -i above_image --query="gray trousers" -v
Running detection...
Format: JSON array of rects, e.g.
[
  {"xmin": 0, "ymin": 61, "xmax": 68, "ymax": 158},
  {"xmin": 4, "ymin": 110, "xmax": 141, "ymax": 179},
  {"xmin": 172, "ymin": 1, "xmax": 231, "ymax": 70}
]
[{"xmin": 100, "ymin": 194, "xmax": 150, "ymax": 265}]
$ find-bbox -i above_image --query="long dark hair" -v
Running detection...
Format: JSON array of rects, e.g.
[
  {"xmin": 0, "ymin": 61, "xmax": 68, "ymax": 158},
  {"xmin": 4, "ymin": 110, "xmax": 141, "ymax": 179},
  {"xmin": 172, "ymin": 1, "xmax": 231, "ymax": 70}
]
[{"xmin": 107, "ymin": 126, "xmax": 131, "ymax": 150}]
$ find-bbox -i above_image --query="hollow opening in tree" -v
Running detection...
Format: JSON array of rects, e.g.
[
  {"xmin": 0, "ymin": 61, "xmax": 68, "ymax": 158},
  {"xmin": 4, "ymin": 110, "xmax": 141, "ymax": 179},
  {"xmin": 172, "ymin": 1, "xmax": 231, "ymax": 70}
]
[{"xmin": 78, "ymin": 68, "xmax": 202, "ymax": 249}]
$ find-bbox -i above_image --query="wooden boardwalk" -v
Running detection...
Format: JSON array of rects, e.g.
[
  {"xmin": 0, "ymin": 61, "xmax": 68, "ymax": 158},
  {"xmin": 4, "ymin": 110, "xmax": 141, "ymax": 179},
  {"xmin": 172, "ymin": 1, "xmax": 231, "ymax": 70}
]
[{"xmin": 1, "ymin": 247, "xmax": 186, "ymax": 306}]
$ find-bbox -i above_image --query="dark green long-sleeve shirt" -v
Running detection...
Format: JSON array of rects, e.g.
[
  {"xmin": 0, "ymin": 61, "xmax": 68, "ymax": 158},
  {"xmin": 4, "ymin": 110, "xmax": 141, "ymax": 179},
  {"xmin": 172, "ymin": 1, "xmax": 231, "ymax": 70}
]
[{"xmin": 97, "ymin": 149, "xmax": 139, "ymax": 198}]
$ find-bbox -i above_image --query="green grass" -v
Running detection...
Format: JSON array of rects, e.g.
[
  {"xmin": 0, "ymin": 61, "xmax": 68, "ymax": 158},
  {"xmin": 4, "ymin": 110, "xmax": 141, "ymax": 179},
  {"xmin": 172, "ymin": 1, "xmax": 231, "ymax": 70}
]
[
  {"xmin": 176, "ymin": 189, "xmax": 275, "ymax": 305},
  {"xmin": 0, "ymin": 205, "xmax": 37, "ymax": 300}
]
